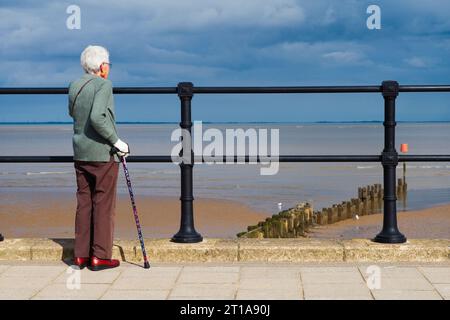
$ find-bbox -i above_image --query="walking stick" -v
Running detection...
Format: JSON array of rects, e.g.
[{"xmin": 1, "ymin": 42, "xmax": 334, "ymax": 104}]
[{"xmin": 119, "ymin": 155, "xmax": 150, "ymax": 269}]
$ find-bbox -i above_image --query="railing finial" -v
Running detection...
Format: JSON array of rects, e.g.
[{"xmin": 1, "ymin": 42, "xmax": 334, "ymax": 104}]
[
  {"xmin": 177, "ymin": 82, "xmax": 194, "ymax": 99},
  {"xmin": 382, "ymin": 80, "xmax": 399, "ymax": 98}
]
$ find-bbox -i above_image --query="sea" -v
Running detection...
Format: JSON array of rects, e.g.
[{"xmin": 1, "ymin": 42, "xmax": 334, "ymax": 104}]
[{"xmin": 1, "ymin": 122, "xmax": 449, "ymax": 215}]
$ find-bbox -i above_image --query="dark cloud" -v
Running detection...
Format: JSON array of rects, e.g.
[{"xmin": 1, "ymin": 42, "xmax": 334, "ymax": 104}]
[{"xmin": 0, "ymin": 0, "xmax": 449, "ymax": 121}]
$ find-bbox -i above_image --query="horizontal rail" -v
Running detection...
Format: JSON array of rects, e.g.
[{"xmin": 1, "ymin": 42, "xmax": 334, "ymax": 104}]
[
  {"xmin": 399, "ymin": 155, "xmax": 450, "ymax": 161},
  {"xmin": 193, "ymin": 86, "xmax": 381, "ymax": 94},
  {"xmin": 397, "ymin": 85, "xmax": 450, "ymax": 92},
  {"xmin": 1, "ymin": 85, "xmax": 450, "ymax": 95},
  {"xmin": 1, "ymin": 155, "xmax": 450, "ymax": 163},
  {"xmin": 0, "ymin": 87, "xmax": 177, "ymax": 95},
  {"xmin": 195, "ymin": 85, "xmax": 450, "ymax": 94}
]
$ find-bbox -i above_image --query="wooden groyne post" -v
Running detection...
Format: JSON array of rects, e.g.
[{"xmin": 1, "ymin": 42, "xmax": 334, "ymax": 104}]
[{"xmin": 237, "ymin": 179, "xmax": 408, "ymax": 238}]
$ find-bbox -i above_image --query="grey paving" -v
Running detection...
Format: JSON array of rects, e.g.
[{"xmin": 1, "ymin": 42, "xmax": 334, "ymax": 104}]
[{"xmin": 0, "ymin": 261, "xmax": 448, "ymax": 300}]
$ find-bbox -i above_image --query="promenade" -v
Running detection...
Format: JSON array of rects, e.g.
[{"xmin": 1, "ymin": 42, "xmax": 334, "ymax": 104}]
[
  {"xmin": 0, "ymin": 261, "xmax": 449, "ymax": 300},
  {"xmin": 0, "ymin": 238, "xmax": 449, "ymax": 300}
]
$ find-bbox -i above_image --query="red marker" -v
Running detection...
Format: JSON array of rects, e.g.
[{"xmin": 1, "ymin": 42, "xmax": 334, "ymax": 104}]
[{"xmin": 400, "ymin": 143, "xmax": 408, "ymax": 153}]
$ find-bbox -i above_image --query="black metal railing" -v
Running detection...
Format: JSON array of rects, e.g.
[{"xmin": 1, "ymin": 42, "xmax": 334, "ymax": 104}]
[{"xmin": 1, "ymin": 80, "xmax": 450, "ymax": 243}]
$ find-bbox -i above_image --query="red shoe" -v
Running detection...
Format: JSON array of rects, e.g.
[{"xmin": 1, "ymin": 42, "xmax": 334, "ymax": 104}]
[
  {"xmin": 89, "ymin": 256, "xmax": 120, "ymax": 271},
  {"xmin": 73, "ymin": 257, "xmax": 89, "ymax": 269}
]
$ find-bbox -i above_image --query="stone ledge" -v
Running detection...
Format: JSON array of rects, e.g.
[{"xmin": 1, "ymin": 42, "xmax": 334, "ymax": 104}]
[
  {"xmin": 0, "ymin": 238, "xmax": 448, "ymax": 263},
  {"xmin": 238, "ymin": 238, "xmax": 344, "ymax": 262},
  {"xmin": 143, "ymin": 239, "xmax": 238, "ymax": 263},
  {"xmin": 342, "ymin": 239, "xmax": 450, "ymax": 262}
]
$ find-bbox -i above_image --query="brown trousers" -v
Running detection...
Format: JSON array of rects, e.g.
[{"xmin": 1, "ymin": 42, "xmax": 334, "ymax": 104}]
[{"xmin": 74, "ymin": 155, "xmax": 119, "ymax": 259}]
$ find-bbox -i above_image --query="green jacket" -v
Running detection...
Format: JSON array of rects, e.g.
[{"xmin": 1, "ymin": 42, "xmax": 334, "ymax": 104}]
[{"xmin": 68, "ymin": 73, "xmax": 120, "ymax": 162}]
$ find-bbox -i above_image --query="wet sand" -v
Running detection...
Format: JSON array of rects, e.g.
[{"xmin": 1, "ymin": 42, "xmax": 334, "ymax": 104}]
[
  {"xmin": 308, "ymin": 204, "xmax": 450, "ymax": 239},
  {"xmin": 1, "ymin": 190, "xmax": 449, "ymax": 240},
  {"xmin": 0, "ymin": 191, "xmax": 269, "ymax": 239}
]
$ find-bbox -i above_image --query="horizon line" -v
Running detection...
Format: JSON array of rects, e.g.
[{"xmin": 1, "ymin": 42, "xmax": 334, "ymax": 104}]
[{"xmin": 1, "ymin": 120, "xmax": 450, "ymax": 125}]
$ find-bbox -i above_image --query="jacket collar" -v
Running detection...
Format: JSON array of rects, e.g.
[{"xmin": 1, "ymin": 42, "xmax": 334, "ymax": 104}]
[{"xmin": 82, "ymin": 73, "xmax": 100, "ymax": 80}]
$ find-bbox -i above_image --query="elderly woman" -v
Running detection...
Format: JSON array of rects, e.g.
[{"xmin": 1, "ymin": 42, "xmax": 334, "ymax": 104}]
[{"xmin": 68, "ymin": 45, "xmax": 129, "ymax": 271}]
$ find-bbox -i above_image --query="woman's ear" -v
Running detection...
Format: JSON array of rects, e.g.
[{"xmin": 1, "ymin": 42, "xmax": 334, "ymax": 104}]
[{"xmin": 99, "ymin": 64, "xmax": 107, "ymax": 78}]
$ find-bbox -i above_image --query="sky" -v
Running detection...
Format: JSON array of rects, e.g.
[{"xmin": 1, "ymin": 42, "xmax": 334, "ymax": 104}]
[{"xmin": 0, "ymin": 0, "xmax": 449, "ymax": 122}]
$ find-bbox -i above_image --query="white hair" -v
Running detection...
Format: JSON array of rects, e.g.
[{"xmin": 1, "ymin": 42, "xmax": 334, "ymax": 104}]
[{"xmin": 80, "ymin": 45, "xmax": 109, "ymax": 74}]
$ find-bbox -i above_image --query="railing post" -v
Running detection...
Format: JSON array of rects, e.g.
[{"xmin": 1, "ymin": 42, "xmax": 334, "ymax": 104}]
[
  {"xmin": 374, "ymin": 81, "xmax": 407, "ymax": 243},
  {"xmin": 171, "ymin": 82, "xmax": 203, "ymax": 243}
]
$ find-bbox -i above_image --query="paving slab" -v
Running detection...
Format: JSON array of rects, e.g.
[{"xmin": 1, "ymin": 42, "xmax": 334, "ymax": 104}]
[
  {"xmin": 239, "ymin": 278, "xmax": 301, "ymax": 290},
  {"xmin": 374, "ymin": 277, "xmax": 434, "ymax": 291},
  {"xmin": 359, "ymin": 266, "xmax": 425, "ymax": 279},
  {"xmin": 120, "ymin": 266, "xmax": 182, "ymax": 278},
  {"xmin": 168, "ymin": 296, "xmax": 233, "ymax": 300},
  {"xmin": 236, "ymin": 288, "xmax": 303, "ymax": 300},
  {"xmin": 303, "ymin": 283, "xmax": 373, "ymax": 300},
  {"xmin": 169, "ymin": 283, "xmax": 237, "ymax": 299},
  {"xmin": 178, "ymin": 271, "xmax": 239, "ymax": 284},
  {"xmin": 240, "ymin": 266, "xmax": 300, "ymax": 279},
  {"xmin": 112, "ymin": 276, "xmax": 177, "ymax": 290},
  {"xmin": 419, "ymin": 267, "xmax": 450, "ymax": 283},
  {"xmin": 301, "ymin": 270, "xmax": 364, "ymax": 284},
  {"xmin": 0, "ymin": 265, "xmax": 10, "ymax": 275},
  {"xmin": 1, "ymin": 265, "xmax": 66, "ymax": 278},
  {"xmin": 371, "ymin": 290, "xmax": 442, "ymax": 300},
  {"xmin": 434, "ymin": 284, "xmax": 450, "ymax": 300},
  {"xmin": 300, "ymin": 266, "xmax": 359, "ymax": 273},
  {"xmin": 0, "ymin": 275, "xmax": 55, "ymax": 289},
  {"xmin": 53, "ymin": 267, "xmax": 121, "ymax": 284},
  {"xmin": 32, "ymin": 284, "xmax": 110, "ymax": 300},
  {"xmin": 101, "ymin": 289, "xmax": 170, "ymax": 300},
  {"xmin": 183, "ymin": 266, "xmax": 240, "ymax": 273},
  {"xmin": 0, "ymin": 287, "xmax": 41, "ymax": 300}
]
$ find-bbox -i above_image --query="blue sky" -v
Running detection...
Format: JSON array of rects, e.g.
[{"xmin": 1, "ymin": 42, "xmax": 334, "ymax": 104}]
[{"xmin": 0, "ymin": 0, "xmax": 449, "ymax": 122}]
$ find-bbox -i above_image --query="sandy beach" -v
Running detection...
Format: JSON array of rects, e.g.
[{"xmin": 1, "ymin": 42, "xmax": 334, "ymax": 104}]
[
  {"xmin": 308, "ymin": 204, "xmax": 450, "ymax": 239},
  {"xmin": 0, "ymin": 189, "xmax": 449, "ymax": 240},
  {"xmin": 0, "ymin": 190, "xmax": 269, "ymax": 239}
]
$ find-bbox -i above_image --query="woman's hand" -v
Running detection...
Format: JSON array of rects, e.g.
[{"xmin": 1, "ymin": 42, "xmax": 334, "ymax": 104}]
[{"xmin": 113, "ymin": 139, "xmax": 130, "ymax": 157}]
